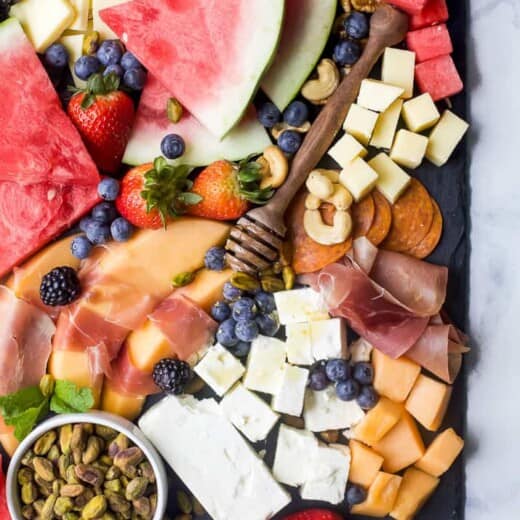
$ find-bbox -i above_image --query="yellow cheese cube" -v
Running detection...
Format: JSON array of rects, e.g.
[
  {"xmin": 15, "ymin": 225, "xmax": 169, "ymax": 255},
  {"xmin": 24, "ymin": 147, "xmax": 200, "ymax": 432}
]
[
  {"xmin": 406, "ymin": 374, "xmax": 452, "ymax": 431},
  {"xmin": 415, "ymin": 428, "xmax": 464, "ymax": 477},
  {"xmin": 372, "ymin": 349, "xmax": 421, "ymax": 402},
  {"xmin": 69, "ymin": 0, "xmax": 90, "ymax": 31},
  {"xmin": 353, "ymin": 397, "xmax": 403, "ymax": 446},
  {"xmin": 60, "ymin": 34, "xmax": 86, "ymax": 88},
  {"xmin": 93, "ymin": 0, "xmax": 128, "ymax": 40},
  {"xmin": 390, "ymin": 130, "xmax": 428, "ymax": 169},
  {"xmin": 339, "ymin": 157, "xmax": 378, "ymax": 202},
  {"xmin": 382, "ymin": 47, "xmax": 416, "ymax": 99},
  {"xmin": 349, "ymin": 440, "xmax": 384, "ymax": 488},
  {"xmin": 426, "ymin": 110, "xmax": 469, "ymax": 167},
  {"xmin": 358, "ymin": 79, "xmax": 405, "ymax": 113},
  {"xmin": 402, "ymin": 93, "xmax": 441, "ymax": 133},
  {"xmin": 370, "ymin": 99, "xmax": 403, "ymax": 150},
  {"xmin": 374, "ymin": 411, "xmax": 425, "ymax": 473},
  {"xmin": 351, "ymin": 472, "xmax": 402, "ymax": 517},
  {"xmin": 328, "ymin": 133, "xmax": 368, "ymax": 168},
  {"xmin": 390, "ymin": 468, "xmax": 439, "ymax": 520},
  {"xmin": 343, "ymin": 104, "xmax": 379, "ymax": 145},
  {"xmin": 368, "ymin": 153, "xmax": 411, "ymax": 205}
]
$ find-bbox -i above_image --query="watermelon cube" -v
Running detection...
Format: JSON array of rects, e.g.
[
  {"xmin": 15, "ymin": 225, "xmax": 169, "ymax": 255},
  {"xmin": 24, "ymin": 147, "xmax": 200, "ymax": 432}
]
[
  {"xmin": 407, "ymin": 24, "xmax": 453, "ymax": 63},
  {"xmin": 415, "ymin": 55, "xmax": 463, "ymax": 101},
  {"xmin": 389, "ymin": 0, "xmax": 428, "ymax": 15},
  {"xmin": 410, "ymin": 0, "xmax": 449, "ymax": 30}
]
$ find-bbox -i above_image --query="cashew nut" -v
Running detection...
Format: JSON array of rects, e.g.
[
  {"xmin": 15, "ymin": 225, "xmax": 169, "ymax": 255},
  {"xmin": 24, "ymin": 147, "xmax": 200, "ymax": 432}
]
[
  {"xmin": 305, "ymin": 194, "xmax": 321, "ymax": 210},
  {"xmin": 314, "ymin": 169, "xmax": 340, "ymax": 183},
  {"xmin": 324, "ymin": 184, "xmax": 353, "ymax": 211},
  {"xmin": 304, "ymin": 209, "xmax": 352, "ymax": 245},
  {"xmin": 271, "ymin": 121, "xmax": 311, "ymax": 140},
  {"xmin": 306, "ymin": 171, "xmax": 335, "ymax": 199},
  {"xmin": 258, "ymin": 145, "xmax": 289, "ymax": 189},
  {"xmin": 301, "ymin": 59, "xmax": 340, "ymax": 103}
]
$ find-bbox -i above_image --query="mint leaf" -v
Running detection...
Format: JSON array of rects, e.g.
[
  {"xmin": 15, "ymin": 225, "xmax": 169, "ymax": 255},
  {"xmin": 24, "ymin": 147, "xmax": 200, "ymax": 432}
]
[
  {"xmin": 50, "ymin": 380, "xmax": 94, "ymax": 414},
  {"xmin": 0, "ymin": 386, "xmax": 45, "ymax": 417},
  {"xmin": 6, "ymin": 400, "xmax": 49, "ymax": 442}
]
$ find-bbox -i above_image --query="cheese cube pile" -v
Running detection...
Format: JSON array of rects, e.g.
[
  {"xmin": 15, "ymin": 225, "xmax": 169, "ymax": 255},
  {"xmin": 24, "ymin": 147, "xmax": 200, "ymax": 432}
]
[{"xmin": 390, "ymin": 130, "xmax": 429, "ymax": 169}]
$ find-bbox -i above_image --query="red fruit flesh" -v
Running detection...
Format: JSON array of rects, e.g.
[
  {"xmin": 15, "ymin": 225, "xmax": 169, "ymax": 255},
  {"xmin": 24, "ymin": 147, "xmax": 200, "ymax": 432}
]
[
  {"xmin": 410, "ymin": 0, "xmax": 449, "ymax": 30},
  {"xmin": 283, "ymin": 509, "xmax": 343, "ymax": 520},
  {"xmin": 406, "ymin": 24, "xmax": 453, "ymax": 63}
]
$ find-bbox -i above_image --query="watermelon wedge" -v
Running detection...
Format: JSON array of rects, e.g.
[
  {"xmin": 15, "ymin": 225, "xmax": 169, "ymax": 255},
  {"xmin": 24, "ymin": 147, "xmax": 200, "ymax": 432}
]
[
  {"xmin": 0, "ymin": 18, "xmax": 99, "ymax": 277},
  {"xmin": 262, "ymin": 0, "xmax": 337, "ymax": 110},
  {"xmin": 123, "ymin": 75, "xmax": 271, "ymax": 167},
  {"xmin": 100, "ymin": 0, "xmax": 285, "ymax": 138}
]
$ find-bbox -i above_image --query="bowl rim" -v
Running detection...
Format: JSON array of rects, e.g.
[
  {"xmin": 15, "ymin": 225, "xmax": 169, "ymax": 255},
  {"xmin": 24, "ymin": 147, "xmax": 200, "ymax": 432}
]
[{"xmin": 6, "ymin": 410, "xmax": 168, "ymax": 520}]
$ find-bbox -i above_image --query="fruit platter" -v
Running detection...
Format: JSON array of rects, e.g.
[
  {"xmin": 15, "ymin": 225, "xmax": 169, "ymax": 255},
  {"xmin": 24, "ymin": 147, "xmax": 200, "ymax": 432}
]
[{"xmin": 0, "ymin": 0, "xmax": 469, "ymax": 519}]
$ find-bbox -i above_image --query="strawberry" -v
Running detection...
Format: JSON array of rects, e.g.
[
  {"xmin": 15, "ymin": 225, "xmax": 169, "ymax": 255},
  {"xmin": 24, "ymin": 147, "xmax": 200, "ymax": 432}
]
[
  {"xmin": 116, "ymin": 157, "xmax": 201, "ymax": 229},
  {"xmin": 282, "ymin": 509, "xmax": 343, "ymax": 520},
  {"xmin": 188, "ymin": 158, "xmax": 274, "ymax": 221},
  {"xmin": 68, "ymin": 73, "xmax": 135, "ymax": 174}
]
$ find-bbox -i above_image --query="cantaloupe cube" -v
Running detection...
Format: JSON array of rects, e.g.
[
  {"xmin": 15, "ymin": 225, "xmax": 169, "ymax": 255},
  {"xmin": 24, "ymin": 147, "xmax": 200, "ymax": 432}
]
[
  {"xmin": 415, "ymin": 427, "xmax": 464, "ymax": 476},
  {"xmin": 374, "ymin": 411, "xmax": 425, "ymax": 473},
  {"xmin": 351, "ymin": 472, "xmax": 402, "ymax": 517},
  {"xmin": 101, "ymin": 381, "xmax": 146, "ymax": 421},
  {"xmin": 390, "ymin": 467, "xmax": 439, "ymax": 520},
  {"xmin": 390, "ymin": 130, "xmax": 429, "ymax": 169},
  {"xmin": 353, "ymin": 397, "xmax": 403, "ymax": 446},
  {"xmin": 372, "ymin": 350, "xmax": 421, "ymax": 402},
  {"xmin": 349, "ymin": 440, "xmax": 384, "ymax": 488},
  {"xmin": 405, "ymin": 374, "xmax": 452, "ymax": 431}
]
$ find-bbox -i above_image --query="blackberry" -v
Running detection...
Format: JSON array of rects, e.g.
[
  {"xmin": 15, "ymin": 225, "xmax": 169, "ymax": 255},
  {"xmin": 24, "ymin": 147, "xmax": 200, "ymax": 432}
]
[
  {"xmin": 40, "ymin": 266, "xmax": 81, "ymax": 306},
  {"xmin": 152, "ymin": 359, "xmax": 192, "ymax": 395}
]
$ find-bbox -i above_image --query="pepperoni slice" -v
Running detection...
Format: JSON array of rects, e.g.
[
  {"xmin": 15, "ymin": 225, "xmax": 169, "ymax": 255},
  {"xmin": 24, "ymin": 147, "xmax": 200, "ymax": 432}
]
[
  {"xmin": 366, "ymin": 190, "xmax": 393, "ymax": 246},
  {"xmin": 406, "ymin": 198, "xmax": 443, "ymax": 259},
  {"xmin": 352, "ymin": 193, "xmax": 376, "ymax": 238}
]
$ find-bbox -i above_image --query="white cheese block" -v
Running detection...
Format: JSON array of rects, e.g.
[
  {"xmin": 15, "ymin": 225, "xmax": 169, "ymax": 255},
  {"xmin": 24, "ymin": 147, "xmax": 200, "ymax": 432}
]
[
  {"xmin": 92, "ymin": 0, "xmax": 128, "ymax": 40},
  {"xmin": 304, "ymin": 386, "xmax": 365, "ymax": 432},
  {"xmin": 272, "ymin": 365, "xmax": 309, "ymax": 417},
  {"xmin": 68, "ymin": 0, "xmax": 90, "ymax": 31},
  {"xmin": 243, "ymin": 336, "xmax": 287, "ymax": 395},
  {"xmin": 194, "ymin": 344, "xmax": 245, "ymax": 397},
  {"xmin": 357, "ymin": 79, "xmax": 404, "ymax": 113},
  {"xmin": 310, "ymin": 318, "xmax": 347, "ymax": 360},
  {"xmin": 274, "ymin": 288, "xmax": 328, "ymax": 325},
  {"xmin": 382, "ymin": 47, "xmax": 416, "ymax": 99},
  {"xmin": 328, "ymin": 133, "xmax": 367, "ymax": 168},
  {"xmin": 286, "ymin": 322, "xmax": 314, "ymax": 365},
  {"xmin": 60, "ymin": 34, "xmax": 86, "ymax": 88},
  {"xmin": 402, "ymin": 93, "xmax": 441, "ymax": 133},
  {"xmin": 220, "ymin": 383, "xmax": 279, "ymax": 442},
  {"xmin": 349, "ymin": 338, "xmax": 373, "ymax": 363},
  {"xmin": 426, "ymin": 110, "xmax": 469, "ymax": 167},
  {"xmin": 343, "ymin": 104, "xmax": 379, "ymax": 146},
  {"xmin": 369, "ymin": 153, "xmax": 411, "ymax": 204},
  {"xmin": 339, "ymin": 157, "xmax": 379, "ymax": 202},
  {"xmin": 10, "ymin": 0, "xmax": 76, "ymax": 53},
  {"xmin": 390, "ymin": 129, "xmax": 429, "ymax": 169},
  {"xmin": 370, "ymin": 98, "xmax": 403, "ymax": 150},
  {"xmin": 139, "ymin": 396, "xmax": 290, "ymax": 520}
]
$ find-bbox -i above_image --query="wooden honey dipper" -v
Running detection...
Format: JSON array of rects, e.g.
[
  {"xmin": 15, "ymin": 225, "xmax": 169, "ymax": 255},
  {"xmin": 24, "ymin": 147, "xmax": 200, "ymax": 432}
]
[{"xmin": 225, "ymin": 4, "xmax": 408, "ymax": 275}]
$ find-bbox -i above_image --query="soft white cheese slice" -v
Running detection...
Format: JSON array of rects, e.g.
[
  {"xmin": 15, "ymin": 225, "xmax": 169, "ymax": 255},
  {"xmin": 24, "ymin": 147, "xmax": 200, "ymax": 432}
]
[
  {"xmin": 286, "ymin": 322, "xmax": 314, "ymax": 365},
  {"xmin": 310, "ymin": 318, "xmax": 347, "ymax": 360},
  {"xmin": 274, "ymin": 288, "xmax": 328, "ymax": 325},
  {"xmin": 272, "ymin": 365, "xmax": 309, "ymax": 417}
]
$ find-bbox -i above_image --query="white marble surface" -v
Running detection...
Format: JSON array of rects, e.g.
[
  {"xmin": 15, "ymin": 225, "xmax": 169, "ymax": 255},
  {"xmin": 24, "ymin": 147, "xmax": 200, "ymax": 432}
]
[{"xmin": 467, "ymin": 0, "xmax": 520, "ymax": 518}]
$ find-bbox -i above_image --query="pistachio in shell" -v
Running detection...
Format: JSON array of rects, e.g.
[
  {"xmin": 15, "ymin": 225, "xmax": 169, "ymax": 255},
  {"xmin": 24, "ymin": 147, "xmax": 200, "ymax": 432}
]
[
  {"xmin": 83, "ymin": 495, "xmax": 108, "ymax": 520},
  {"xmin": 33, "ymin": 457, "xmax": 55, "ymax": 482},
  {"xmin": 33, "ymin": 431, "xmax": 57, "ymax": 456}
]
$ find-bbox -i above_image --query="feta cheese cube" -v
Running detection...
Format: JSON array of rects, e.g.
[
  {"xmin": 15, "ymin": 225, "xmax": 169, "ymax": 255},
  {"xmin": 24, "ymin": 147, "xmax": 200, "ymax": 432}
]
[
  {"xmin": 328, "ymin": 133, "xmax": 368, "ymax": 168},
  {"xmin": 310, "ymin": 319, "xmax": 347, "ymax": 360},
  {"xmin": 426, "ymin": 110, "xmax": 469, "ymax": 167},
  {"xmin": 349, "ymin": 338, "xmax": 373, "ymax": 363},
  {"xmin": 69, "ymin": 0, "xmax": 90, "ymax": 31},
  {"xmin": 286, "ymin": 322, "xmax": 314, "ymax": 365},
  {"xmin": 390, "ymin": 129, "xmax": 429, "ymax": 169},
  {"xmin": 272, "ymin": 365, "xmax": 309, "ymax": 417},
  {"xmin": 243, "ymin": 336, "xmax": 287, "ymax": 395},
  {"xmin": 194, "ymin": 345, "xmax": 245, "ymax": 397},
  {"xmin": 357, "ymin": 79, "xmax": 405, "ymax": 113},
  {"xmin": 369, "ymin": 153, "xmax": 412, "ymax": 204},
  {"xmin": 382, "ymin": 48, "xmax": 416, "ymax": 99},
  {"xmin": 370, "ymin": 98, "xmax": 403, "ymax": 150},
  {"xmin": 304, "ymin": 386, "xmax": 365, "ymax": 432},
  {"xmin": 402, "ymin": 93, "xmax": 441, "ymax": 133},
  {"xmin": 343, "ymin": 104, "xmax": 379, "ymax": 145},
  {"xmin": 274, "ymin": 288, "xmax": 328, "ymax": 325},
  {"xmin": 340, "ymin": 157, "xmax": 379, "ymax": 202},
  {"xmin": 220, "ymin": 383, "xmax": 279, "ymax": 442}
]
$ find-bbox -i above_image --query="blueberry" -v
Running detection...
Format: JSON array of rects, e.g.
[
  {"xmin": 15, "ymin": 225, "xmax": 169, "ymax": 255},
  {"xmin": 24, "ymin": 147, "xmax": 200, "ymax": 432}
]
[
  {"xmin": 235, "ymin": 320, "xmax": 259, "ymax": 342},
  {"xmin": 91, "ymin": 202, "xmax": 118, "ymax": 224},
  {"xmin": 96, "ymin": 39, "xmax": 124, "ymax": 66},
  {"xmin": 223, "ymin": 282, "xmax": 243, "ymax": 302},
  {"xmin": 255, "ymin": 313, "xmax": 280, "ymax": 337},
  {"xmin": 356, "ymin": 385, "xmax": 379, "ymax": 410},
  {"xmin": 160, "ymin": 133, "xmax": 185, "ymax": 159},
  {"xmin": 325, "ymin": 359, "xmax": 351, "ymax": 383},
  {"xmin": 79, "ymin": 216, "xmax": 94, "ymax": 233},
  {"xmin": 278, "ymin": 130, "xmax": 302, "ymax": 154},
  {"xmin": 336, "ymin": 379, "xmax": 360, "ymax": 401},
  {"xmin": 308, "ymin": 363, "xmax": 329, "ymax": 391},
  {"xmin": 283, "ymin": 101, "xmax": 309, "ymax": 127},
  {"xmin": 86, "ymin": 220, "xmax": 111, "ymax": 245},
  {"xmin": 217, "ymin": 318, "xmax": 239, "ymax": 347},
  {"xmin": 74, "ymin": 55, "xmax": 101, "ymax": 80},
  {"xmin": 110, "ymin": 217, "xmax": 134, "ymax": 242},
  {"xmin": 98, "ymin": 178, "xmax": 120, "ymax": 201},
  {"xmin": 204, "ymin": 246, "xmax": 226, "ymax": 271},
  {"xmin": 230, "ymin": 341, "xmax": 251, "ymax": 358},
  {"xmin": 333, "ymin": 39, "xmax": 362, "ymax": 66},
  {"xmin": 258, "ymin": 102, "xmax": 282, "ymax": 128},
  {"xmin": 346, "ymin": 484, "xmax": 367, "ymax": 506},
  {"xmin": 120, "ymin": 51, "xmax": 142, "ymax": 71},
  {"xmin": 232, "ymin": 297, "xmax": 257, "ymax": 322},
  {"xmin": 254, "ymin": 291, "xmax": 275, "ymax": 314},
  {"xmin": 44, "ymin": 43, "xmax": 69, "ymax": 68},
  {"xmin": 103, "ymin": 64, "xmax": 124, "ymax": 78},
  {"xmin": 211, "ymin": 301, "xmax": 231, "ymax": 322},
  {"xmin": 70, "ymin": 235, "xmax": 93, "ymax": 260},
  {"xmin": 123, "ymin": 67, "xmax": 147, "ymax": 91},
  {"xmin": 352, "ymin": 362, "xmax": 374, "ymax": 385},
  {"xmin": 344, "ymin": 12, "xmax": 369, "ymax": 40}
]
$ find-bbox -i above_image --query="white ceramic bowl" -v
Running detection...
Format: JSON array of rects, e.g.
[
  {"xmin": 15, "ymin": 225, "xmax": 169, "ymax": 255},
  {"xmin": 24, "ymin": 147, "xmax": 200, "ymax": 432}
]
[{"xmin": 6, "ymin": 411, "xmax": 168, "ymax": 520}]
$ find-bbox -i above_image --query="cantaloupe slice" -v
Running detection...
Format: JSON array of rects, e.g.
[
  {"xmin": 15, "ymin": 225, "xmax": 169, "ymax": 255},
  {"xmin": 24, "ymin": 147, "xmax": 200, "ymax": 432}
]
[
  {"xmin": 415, "ymin": 428, "xmax": 464, "ymax": 477},
  {"xmin": 352, "ymin": 472, "xmax": 403, "ymax": 517},
  {"xmin": 353, "ymin": 397, "xmax": 403, "ymax": 446},
  {"xmin": 349, "ymin": 440, "xmax": 384, "ymax": 488}
]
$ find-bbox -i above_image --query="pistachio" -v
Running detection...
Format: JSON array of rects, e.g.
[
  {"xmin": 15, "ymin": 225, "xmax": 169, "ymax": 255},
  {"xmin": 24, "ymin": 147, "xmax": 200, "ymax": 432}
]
[
  {"xmin": 301, "ymin": 59, "xmax": 340, "ymax": 104},
  {"xmin": 105, "ymin": 479, "xmax": 123, "ymax": 494},
  {"xmin": 230, "ymin": 272, "xmax": 260, "ymax": 292},
  {"xmin": 36, "ymin": 474, "xmax": 53, "ymax": 497},
  {"xmin": 120, "ymin": 475, "xmax": 130, "ymax": 488},
  {"xmin": 172, "ymin": 271, "xmax": 195, "ymax": 287},
  {"xmin": 21, "ymin": 482, "xmax": 39, "ymax": 504},
  {"xmin": 54, "ymin": 496, "xmax": 74, "ymax": 516},
  {"xmin": 60, "ymin": 424, "xmax": 73, "ymax": 455},
  {"xmin": 39, "ymin": 374, "xmax": 55, "ymax": 397},
  {"xmin": 83, "ymin": 495, "xmax": 108, "ymax": 520},
  {"xmin": 75, "ymin": 463, "xmax": 105, "ymax": 487},
  {"xmin": 260, "ymin": 275, "xmax": 285, "ymax": 293},
  {"xmin": 133, "ymin": 497, "xmax": 152, "ymax": 519},
  {"xmin": 271, "ymin": 121, "xmax": 311, "ymax": 141},
  {"xmin": 33, "ymin": 457, "xmax": 55, "ymax": 481},
  {"xmin": 107, "ymin": 494, "xmax": 132, "ymax": 514},
  {"xmin": 71, "ymin": 424, "xmax": 86, "ymax": 464},
  {"xmin": 108, "ymin": 433, "xmax": 129, "ymax": 458},
  {"xmin": 34, "ymin": 430, "xmax": 57, "ymax": 455},
  {"xmin": 101, "ymin": 513, "xmax": 117, "ymax": 520},
  {"xmin": 33, "ymin": 499, "xmax": 45, "ymax": 514},
  {"xmin": 176, "ymin": 490, "xmax": 192, "ymax": 514},
  {"xmin": 21, "ymin": 504, "xmax": 36, "ymax": 519},
  {"xmin": 100, "ymin": 454, "xmax": 113, "ymax": 466},
  {"xmin": 83, "ymin": 31, "xmax": 100, "ymax": 55},
  {"xmin": 82, "ymin": 423, "xmax": 94, "ymax": 435},
  {"xmin": 21, "ymin": 450, "xmax": 35, "ymax": 468},
  {"xmin": 63, "ymin": 512, "xmax": 80, "ymax": 520},
  {"xmin": 192, "ymin": 497, "xmax": 205, "ymax": 516},
  {"xmin": 125, "ymin": 477, "xmax": 149, "ymax": 501},
  {"xmin": 167, "ymin": 97, "xmax": 183, "ymax": 123},
  {"xmin": 17, "ymin": 467, "xmax": 34, "ymax": 485},
  {"xmin": 74, "ymin": 488, "xmax": 95, "ymax": 509},
  {"xmin": 52, "ymin": 478, "xmax": 65, "ymax": 495},
  {"xmin": 58, "ymin": 453, "xmax": 71, "ymax": 480},
  {"xmin": 48, "ymin": 444, "xmax": 61, "ymax": 463},
  {"xmin": 114, "ymin": 447, "xmax": 144, "ymax": 470},
  {"xmin": 106, "ymin": 465, "xmax": 122, "ymax": 480},
  {"xmin": 40, "ymin": 494, "xmax": 58, "ymax": 520},
  {"xmin": 83, "ymin": 436, "xmax": 104, "ymax": 464},
  {"xmin": 137, "ymin": 461, "xmax": 155, "ymax": 483},
  {"xmin": 60, "ymin": 484, "xmax": 86, "ymax": 498},
  {"xmin": 149, "ymin": 493, "xmax": 158, "ymax": 515},
  {"xmin": 66, "ymin": 464, "xmax": 80, "ymax": 484},
  {"xmin": 122, "ymin": 464, "xmax": 138, "ymax": 479},
  {"xmin": 282, "ymin": 266, "xmax": 295, "ymax": 290},
  {"xmin": 95, "ymin": 424, "xmax": 118, "ymax": 441}
]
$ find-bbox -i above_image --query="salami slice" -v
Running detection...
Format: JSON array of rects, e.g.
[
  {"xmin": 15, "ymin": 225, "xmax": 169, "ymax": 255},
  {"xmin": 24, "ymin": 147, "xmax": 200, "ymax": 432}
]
[
  {"xmin": 352, "ymin": 193, "xmax": 376, "ymax": 238},
  {"xmin": 366, "ymin": 190, "xmax": 393, "ymax": 246},
  {"xmin": 406, "ymin": 198, "xmax": 443, "ymax": 259}
]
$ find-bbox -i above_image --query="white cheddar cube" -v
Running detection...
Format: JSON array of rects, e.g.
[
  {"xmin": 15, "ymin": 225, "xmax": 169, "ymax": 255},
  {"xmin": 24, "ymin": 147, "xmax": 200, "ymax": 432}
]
[
  {"xmin": 11, "ymin": 0, "xmax": 76, "ymax": 53},
  {"xmin": 272, "ymin": 365, "xmax": 309, "ymax": 417},
  {"xmin": 93, "ymin": 0, "xmax": 128, "ymax": 40},
  {"xmin": 382, "ymin": 47, "xmax": 416, "ymax": 99},
  {"xmin": 220, "ymin": 383, "xmax": 279, "ymax": 442},
  {"xmin": 402, "ymin": 93, "xmax": 441, "ymax": 133},
  {"xmin": 370, "ymin": 98, "xmax": 403, "ymax": 150},
  {"xmin": 349, "ymin": 338, "xmax": 373, "ymax": 363},
  {"xmin": 69, "ymin": 0, "xmax": 90, "ymax": 31},
  {"xmin": 274, "ymin": 288, "xmax": 328, "ymax": 325},
  {"xmin": 328, "ymin": 133, "xmax": 368, "ymax": 168},
  {"xmin": 339, "ymin": 157, "xmax": 379, "ymax": 202},
  {"xmin": 357, "ymin": 79, "xmax": 404, "ymax": 113},
  {"xmin": 286, "ymin": 323, "xmax": 314, "ymax": 365},
  {"xmin": 304, "ymin": 386, "xmax": 365, "ymax": 432},
  {"xmin": 194, "ymin": 345, "xmax": 245, "ymax": 397},
  {"xmin": 243, "ymin": 336, "xmax": 287, "ymax": 395},
  {"xmin": 390, "ymin": 129, "xmax": 429, "ymax": 169},
  {"xmin": 369, "ymin": 153, "xmax": 411, "ymax": 204},
  {"xmin": 427, "ymin": 110, "xmax": 469, "ymax": 167},
  {"xmin": 310, "ymin": 318, "xmax": 347, "ymax": 360},
  {"xmin": 60, "ymin": 34, "xmax": 86, "ymax": 88},
  {"xmin": 343, "ymin": 104, "xmax": 379, "ymax": 146}
]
